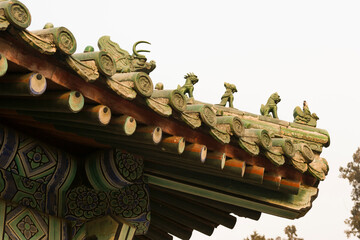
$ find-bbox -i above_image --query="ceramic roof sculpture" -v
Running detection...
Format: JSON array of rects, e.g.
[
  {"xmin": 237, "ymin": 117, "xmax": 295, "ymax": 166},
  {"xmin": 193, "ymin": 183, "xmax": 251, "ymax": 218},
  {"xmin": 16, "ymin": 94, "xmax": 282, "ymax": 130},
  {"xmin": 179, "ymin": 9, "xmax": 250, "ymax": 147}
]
[{"xmin": 0, "ymin": 1, "xmax": 330, "ymax": 239}]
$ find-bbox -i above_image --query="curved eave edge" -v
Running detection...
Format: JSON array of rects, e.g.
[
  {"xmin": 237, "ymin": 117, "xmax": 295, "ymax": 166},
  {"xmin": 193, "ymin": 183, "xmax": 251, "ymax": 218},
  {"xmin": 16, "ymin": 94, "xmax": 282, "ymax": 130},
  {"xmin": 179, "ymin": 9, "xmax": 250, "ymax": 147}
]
[{"xmin": 145, "ymin": 174, "xmax": 319, "ymax": 220}]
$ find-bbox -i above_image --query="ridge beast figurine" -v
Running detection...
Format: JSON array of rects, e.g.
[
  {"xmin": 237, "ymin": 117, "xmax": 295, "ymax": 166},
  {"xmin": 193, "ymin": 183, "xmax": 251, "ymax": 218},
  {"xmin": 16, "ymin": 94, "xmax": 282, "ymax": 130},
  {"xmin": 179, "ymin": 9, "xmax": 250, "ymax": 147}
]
[
  {"xmin": 260, "ymin": 92, "xmax": 281, "ymax": 118},
  {"xmin": 219, "ymin": 82, "xmax": 237, "ymax": 108},
  {"xmin": 98, "ymin": 36, "xmax": 156, "ymax": 74},
  {"xmin": 293, "ymin": 100, "xmax": 319, "ymax": 127},
  {"xmin": 177, "ymin": 72, "xmax": 199, "ymax": 98}
]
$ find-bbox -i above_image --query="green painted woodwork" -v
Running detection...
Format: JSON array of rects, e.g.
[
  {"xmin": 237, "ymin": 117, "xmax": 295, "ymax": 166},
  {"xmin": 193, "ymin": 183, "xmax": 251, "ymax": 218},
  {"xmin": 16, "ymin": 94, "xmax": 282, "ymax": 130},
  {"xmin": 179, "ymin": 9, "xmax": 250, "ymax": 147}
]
[
  {"xmin": 151, "ymin": 199, "xmax": 214, "ymax": 236},
  {"xmin": 73, "ymin": 50, "xmax": 116, "ymax": 77},
  {"xmin": 98, "ymin": 36, "xmax": 156, "ymax": 74},
  {"xmin": 279, "ymin": 179, "xmax": 301, "ymax": 195},
  {"xmin": 158, "ymin": 136, "xmax": 186, "ymax": 154},
  {"xmin": 130, "ymin": 126, "xmax": 162, "ymax": 145},
  {"xmin": 0, "ymin": 53, "xmax": 7, "ymax": 77},
  {"xmin": 244, "ymin": 166, "xmax": 264, "ymax": 184},
  {"xmin": 149, "ymin": 186, "xmax": 236, "ymax": 229},
  {"xmin": 25, "ymin": 104, "xmax": 111, "ymax": 126},
  {"xmin": 108, "ymin": 115, "xmax": 137, "ymax": 136},
  {"xmin": 31, "ymin": 27, "xmax": 76, "ymax": 55},
  {"xmin": 0, "ymin": 0, "xmax": 31, "ymax": 30},
  {"xmin": 165, "ymin": 189, "xmax": 261, "ymax": 220},
  {"xmin": 182, "ymin": 143, "xmax": 207, "ymax": 163},
  {"xmin": 146, "ymin": 173, "xmax": 317, "ymax": 219},
  {"xmin": 86, "ymin": 149, "xmax": 143, "ymax": 191},
  {"xmin": 0, "ymin": 200, "xmax": 5, "ymax": 238},
  {"xmin": 293, "ymin": 100, "xmax": 319, "ymax": 127},
  {"xmin": 142, "ymin": 225, "xmax": 173, "ymax": 240},
  {"xmin": 49, "ymin": 114, "xmax": 136, "ymax": 136},
  {"xmin": 224, "ymin": 159, "xmax": 246, "ymax": 177},
  {"xmin": 260, "ymin": 92, "xmax": 281, "ymax": 119},
  {"xmin": 262, "ymin": 174, "xmax": 281, "ymax": 190},
  {"xmin": 111, "ymin": 72, "xmax": 154, "ymax": 97},
  {"xmin": 0, "ymin": 90, "xmax": 84, "ymax": 113},
  {"xmin": 0, "ymin": 73, "xmax": 47, "ymax": 96},
  {"xmin": 151, "ymin": 213, "xmax": 192, "ymax": 240},
  {"xmin": 205, "ymin": 151, "xmax": 226, "ymax": 169},
  {"xmin": 85, "ymin": 216, "xmax": 119, "ymax": 240},
  {"xmin": 219, "ymin": 82, "xmax": 237, "ymax": 108}
]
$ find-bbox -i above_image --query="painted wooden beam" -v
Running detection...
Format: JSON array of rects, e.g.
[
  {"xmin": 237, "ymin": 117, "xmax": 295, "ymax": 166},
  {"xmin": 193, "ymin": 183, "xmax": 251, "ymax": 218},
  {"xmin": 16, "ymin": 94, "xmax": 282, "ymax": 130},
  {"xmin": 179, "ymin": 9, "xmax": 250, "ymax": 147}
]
[
  {"xmin": 151, "ymin": 200, "xmax": 214, "ymax": 236},
  {"xmin": 223, "ymin": 159, "xmax": 246, "ymax": 177},
  {"xmin": 18, "ymin": 104, "xmax": 111, "ymax": 126},
  {"xmin": 149, "ymin": 186, "xmax": 237, "ymax": 229},
  {"xmin": 162, "ymin": 189, "xmax": 261, "ymax": 220},
  {"xmin": 244, "ymin": 165, "xmax": 265, "ymax": 184},
  {"xmin": 0, "ymin": 53, "xmax": 7, "ymax": 77},
  {"xmin": 182, "ymin": 143, "xmax": 207, "ymax": 163},
  {"xmin": 0, "ymin": 72, "xmax": 47, "ymax": 96},
  {"xmin": 144, "ymin": 166, "xmax": 318, "ymax": 218},
  {"xmin": 151, "ymin": 213, "xmax": 192, "ymax": 240},
  {"xmin": 0, "ymin": 90, "xmax": 84, "ymax": 113},
  {"xmin": 131, "ymin": 126, "xmax": 162, "ymax": 145},
  {"xmin": 141, "ymin": 225, "xmax": 173, "ymax": 240},
  {"xmin": 158, "ymin": 136, "xmax": 186, "ymax": 154},
  {"xmin": 205, "ymin": 151, "xmax": 226, "ymax": 169}
]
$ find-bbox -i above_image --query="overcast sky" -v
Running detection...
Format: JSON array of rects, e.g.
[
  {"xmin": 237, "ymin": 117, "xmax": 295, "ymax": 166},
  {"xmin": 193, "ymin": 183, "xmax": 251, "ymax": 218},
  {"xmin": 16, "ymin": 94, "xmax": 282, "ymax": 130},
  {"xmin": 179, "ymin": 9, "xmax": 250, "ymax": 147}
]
[{"xmin": 20, "ymin": 1, "xmax": 360, "ymax": 239}]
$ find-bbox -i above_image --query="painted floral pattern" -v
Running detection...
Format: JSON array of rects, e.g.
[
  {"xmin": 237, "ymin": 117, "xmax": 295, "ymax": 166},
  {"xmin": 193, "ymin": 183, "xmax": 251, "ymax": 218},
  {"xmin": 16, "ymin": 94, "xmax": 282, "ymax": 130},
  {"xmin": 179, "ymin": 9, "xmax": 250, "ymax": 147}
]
[{"xmin": 17, "ymin": 215, "xmax": 38, "ymax": 239}]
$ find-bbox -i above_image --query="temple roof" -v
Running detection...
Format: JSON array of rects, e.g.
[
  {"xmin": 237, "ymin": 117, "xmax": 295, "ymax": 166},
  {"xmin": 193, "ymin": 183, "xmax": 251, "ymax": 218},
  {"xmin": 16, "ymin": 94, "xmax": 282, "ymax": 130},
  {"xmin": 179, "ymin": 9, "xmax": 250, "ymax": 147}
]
[{"xmin": 0, "ymin": 1, "xmax": 330, "ymax": 239}]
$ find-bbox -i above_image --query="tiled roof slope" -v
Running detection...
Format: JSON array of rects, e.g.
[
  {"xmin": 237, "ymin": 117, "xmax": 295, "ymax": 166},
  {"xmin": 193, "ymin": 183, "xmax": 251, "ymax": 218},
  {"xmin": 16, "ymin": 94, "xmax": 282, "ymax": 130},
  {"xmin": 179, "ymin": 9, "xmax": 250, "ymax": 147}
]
[{"xmin": 0, "ymin": 1, "xmax": 330, "ymax": 239}]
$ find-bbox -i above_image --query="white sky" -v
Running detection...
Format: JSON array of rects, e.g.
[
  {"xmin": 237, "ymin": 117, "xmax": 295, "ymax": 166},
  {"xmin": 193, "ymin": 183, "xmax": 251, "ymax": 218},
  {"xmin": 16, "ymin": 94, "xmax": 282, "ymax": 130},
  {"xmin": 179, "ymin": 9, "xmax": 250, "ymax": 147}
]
[{"xmin": 19, "ymin": 1, "xmax": 360, "ymax": 239}]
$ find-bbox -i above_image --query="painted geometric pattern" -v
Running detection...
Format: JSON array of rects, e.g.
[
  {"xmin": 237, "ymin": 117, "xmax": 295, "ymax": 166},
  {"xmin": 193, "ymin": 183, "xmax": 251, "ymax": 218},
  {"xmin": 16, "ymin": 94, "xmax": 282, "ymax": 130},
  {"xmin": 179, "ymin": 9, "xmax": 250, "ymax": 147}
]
[
  {"xmin": 0, "ymin": 124, "xmax": 77, "ymax": 217},
  {"xmin": 0, "ymin": 125, "xmax": 57, "ymax": 183},
  {"xmin": 0, "ymin": 124, "xmax": 150, "ymax": 237},
  {"xmin": 0, "ymin": 200, "xmax": 70, "ymax": 240}
]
